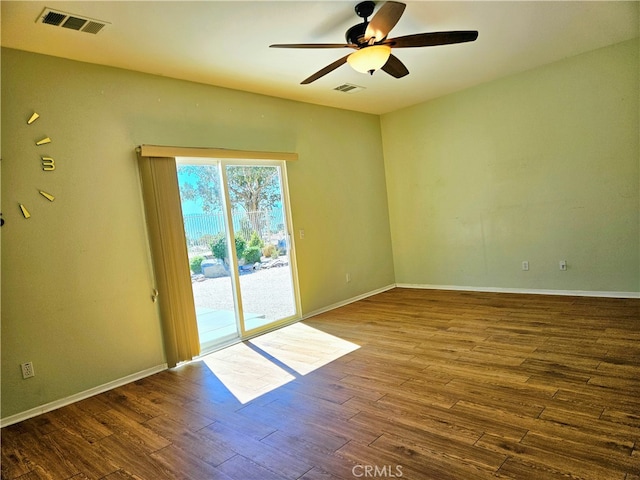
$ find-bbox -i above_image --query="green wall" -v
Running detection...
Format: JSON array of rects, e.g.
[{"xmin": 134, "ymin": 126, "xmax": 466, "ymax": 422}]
[
  {"xmin": 1, "ymin": 48, "xmax": 394, "ymax": 419},
  {"xmin": 2, "ymin": 38, "xmax": 639, "ymax": 421},
  {"xmin": 382, "ymin": 39, "xmax": 639, "ymax": 293}
]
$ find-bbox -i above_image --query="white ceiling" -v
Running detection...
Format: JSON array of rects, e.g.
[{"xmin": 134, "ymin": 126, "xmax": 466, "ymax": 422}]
[{"xmin": 2, "ymin": 1, "xmax": 638, "ymax": 115}]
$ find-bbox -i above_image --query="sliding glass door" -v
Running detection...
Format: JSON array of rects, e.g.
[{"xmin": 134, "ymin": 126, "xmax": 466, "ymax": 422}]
[{"xmin": 177, "ymin": 158, "xmax": 299, "ymax": 352}]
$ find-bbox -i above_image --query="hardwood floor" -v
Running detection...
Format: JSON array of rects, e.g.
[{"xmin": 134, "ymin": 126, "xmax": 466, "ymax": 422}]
[{"xmin": 2, "ymin": 288, "xmax": 639, "ymax": 479}]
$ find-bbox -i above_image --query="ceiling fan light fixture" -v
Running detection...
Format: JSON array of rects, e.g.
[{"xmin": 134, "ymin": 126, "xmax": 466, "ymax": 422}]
[{"xmin": 347, "ymin": 45, "xmax": 392, "ymax": 74}]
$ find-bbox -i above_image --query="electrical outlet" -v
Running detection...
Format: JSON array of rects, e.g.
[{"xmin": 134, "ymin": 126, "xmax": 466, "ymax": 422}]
[
  {"xmin": 559, "ymin": 260, "xmax": 567, "ymax": 271},
  {"xmin": 21, "ymin": 362, "xmax": 35, "ymax": 379},
  {"xmin": 346, "ymin": 273, "xmax": 351, "ymax": 283},
  {"xmin": 299, "ymin": 229, "xmax": 305, "ymax": 239},
  {"xmin": 522, "ymin": 261, "xmax": 529, "ymax": 271}
]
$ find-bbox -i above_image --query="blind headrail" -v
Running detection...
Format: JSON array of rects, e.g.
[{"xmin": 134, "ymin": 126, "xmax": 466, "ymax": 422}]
[{"xmin": 137, "ymin": 145, "xmax": 298, "ymax": 161}]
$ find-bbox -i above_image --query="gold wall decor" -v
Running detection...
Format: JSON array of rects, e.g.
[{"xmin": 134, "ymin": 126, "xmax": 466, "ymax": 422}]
[
  {"xmin": 18, "ymin": 113, "xmax": 57, "ymax": 220},
  {"xmin": 19, "ymin": 204, "xmax": 31, "ymax": 219},
  {"xmin": 41, "ymin": 157, "xmax": 55, "ymax": 171},
  {"xmin": 39, "ymin": 191, "xmax": 55, "ymax": 202}
]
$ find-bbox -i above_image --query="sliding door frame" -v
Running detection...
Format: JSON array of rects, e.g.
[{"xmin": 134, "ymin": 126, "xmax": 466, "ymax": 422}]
[{"xmin": 138, "ymin": 145, "xmax": 301, "ymax": 358}]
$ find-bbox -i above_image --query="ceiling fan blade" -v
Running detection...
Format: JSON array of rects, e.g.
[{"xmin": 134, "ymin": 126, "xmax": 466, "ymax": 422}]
[
  {"xmin": 270, "ymin": 43, "xmax": 355, "ymax": 49},
  {"xmin": 301, "ymin": 54, "xmax": 350, "ymax": 84},
  {"xmin": 382, "ymin": 54, "xmax": 409, "ymax": 78},
  {"xmin": 384, "ymin": 31, "xmax": 479, "ymax": 48},
  {"xmin": 364, "ymin": 1, "xmax": 406, "ymax": 43}
]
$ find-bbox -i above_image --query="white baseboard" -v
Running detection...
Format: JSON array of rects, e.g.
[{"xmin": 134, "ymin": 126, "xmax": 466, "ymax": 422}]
[
  {"xmin": 395, "ymin": 283, "xmax": 640, "ymax": 299},
  {"xmin": 0, "ymin": 364, "xmax": 168, "ymax": 428},
  {"xmin": 302, "ymin": 283, "xmax": 397, "ymax": 320}
]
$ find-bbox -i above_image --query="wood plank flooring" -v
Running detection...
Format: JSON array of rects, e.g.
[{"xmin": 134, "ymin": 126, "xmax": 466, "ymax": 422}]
[{"xmin": 2, "ymin": 288, "xmax": 639, "ymax": 479}]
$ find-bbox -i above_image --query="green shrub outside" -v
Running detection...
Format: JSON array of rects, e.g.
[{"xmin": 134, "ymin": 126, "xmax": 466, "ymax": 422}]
[
  {"xmin": 210, "ymin": 233, "xmax": 227, "ymax": 261},
  {"xmin": 210, "ymin": 233, "xmax": 247, "ymax": 261},
  {"xmin": 190, "ymin": 256, "xmax": 205, "ymax": 274},
  {"xmin": 248, "ymin": 231, "xmax": 264, "ymax": 249},
  {"xmin": 243, "ymin": 246, "xmax": 262, "ymax": 264},
  {"xmin": 235, "ymin": 234, "xmax": 247, "ymax": 259}
]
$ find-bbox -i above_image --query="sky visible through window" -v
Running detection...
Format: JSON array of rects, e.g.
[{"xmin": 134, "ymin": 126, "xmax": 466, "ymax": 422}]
[{"xmin": 178, "ymin": 168, "xmax": 204, "ymax": 215}]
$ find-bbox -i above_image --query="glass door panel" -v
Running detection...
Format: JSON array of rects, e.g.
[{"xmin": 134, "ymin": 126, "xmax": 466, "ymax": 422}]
[
  {"xmin": 178, "ymin": 163, "xmax": 240, "ymax": 351},
  {"xmin": 225, "ymin": 164, "xmax": 297, "ymax": 333},
  {"xmin": 178, "ymin": 159, "xmax": 300, "ymax": 352}
]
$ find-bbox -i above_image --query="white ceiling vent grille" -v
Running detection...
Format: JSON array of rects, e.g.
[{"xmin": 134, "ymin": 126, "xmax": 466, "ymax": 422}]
[
  {"xmin": 333, "ymin": 84, "xmax": 366, "ymax": 94},
  {"xmin": 37, "ymin": 8, "xmax": 109, "ymax": 34}
]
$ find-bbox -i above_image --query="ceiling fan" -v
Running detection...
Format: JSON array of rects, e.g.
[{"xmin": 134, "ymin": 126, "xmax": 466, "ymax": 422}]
[{"xmin": 270, "ymin": 1, "xmax": 478, "ymax": 85}]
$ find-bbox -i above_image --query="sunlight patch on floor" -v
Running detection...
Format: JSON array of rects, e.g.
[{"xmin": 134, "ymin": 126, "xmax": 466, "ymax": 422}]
[
  {"xmin": 201, "ymin": 342, "xmax": 295, "ymax": 404},
  {"xmin": 249, "ymin": 322, "xmax": 360, "ymax": 375},
  {"xmin": 200, "ymin": 322, "xmax": 360, "ymax": 403}
]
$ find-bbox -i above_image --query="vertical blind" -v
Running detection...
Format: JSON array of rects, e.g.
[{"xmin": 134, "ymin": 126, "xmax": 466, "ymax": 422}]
[{"xmin": 137, "ymin": 155, "xmax": 200, "ymax": 367}]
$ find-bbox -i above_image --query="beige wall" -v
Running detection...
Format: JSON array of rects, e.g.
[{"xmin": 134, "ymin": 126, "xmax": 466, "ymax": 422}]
[
  {"xmin": 382, "ymin": 39, "xmax": 639, "ymax": 293},
  {"xmin": 1, "ymin": 48, "xmax": 394, "ymax": 419}
]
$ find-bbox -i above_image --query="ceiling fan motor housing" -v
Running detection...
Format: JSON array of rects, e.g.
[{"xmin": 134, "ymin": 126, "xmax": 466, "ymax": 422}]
[
  {"xmin": 347, "ymin": 1, "xmax": 376, "ymax": 45},
  {"xmin": 354, "ymin": 1, "xmax": 375, "ymax": 19},
  {"xmin": 345, "ymin": 22, "xmax": 368, "ymax": 45}
]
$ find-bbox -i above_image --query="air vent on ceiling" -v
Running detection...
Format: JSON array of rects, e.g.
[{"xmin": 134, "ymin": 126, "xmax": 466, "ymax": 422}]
[
  {"xmin": 333, "ymin": 83, "xmax": 365, "ymax": 94},
  {"xmin": 37, "ymin": 8, "xmax": 109, "ymax": 34}
]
